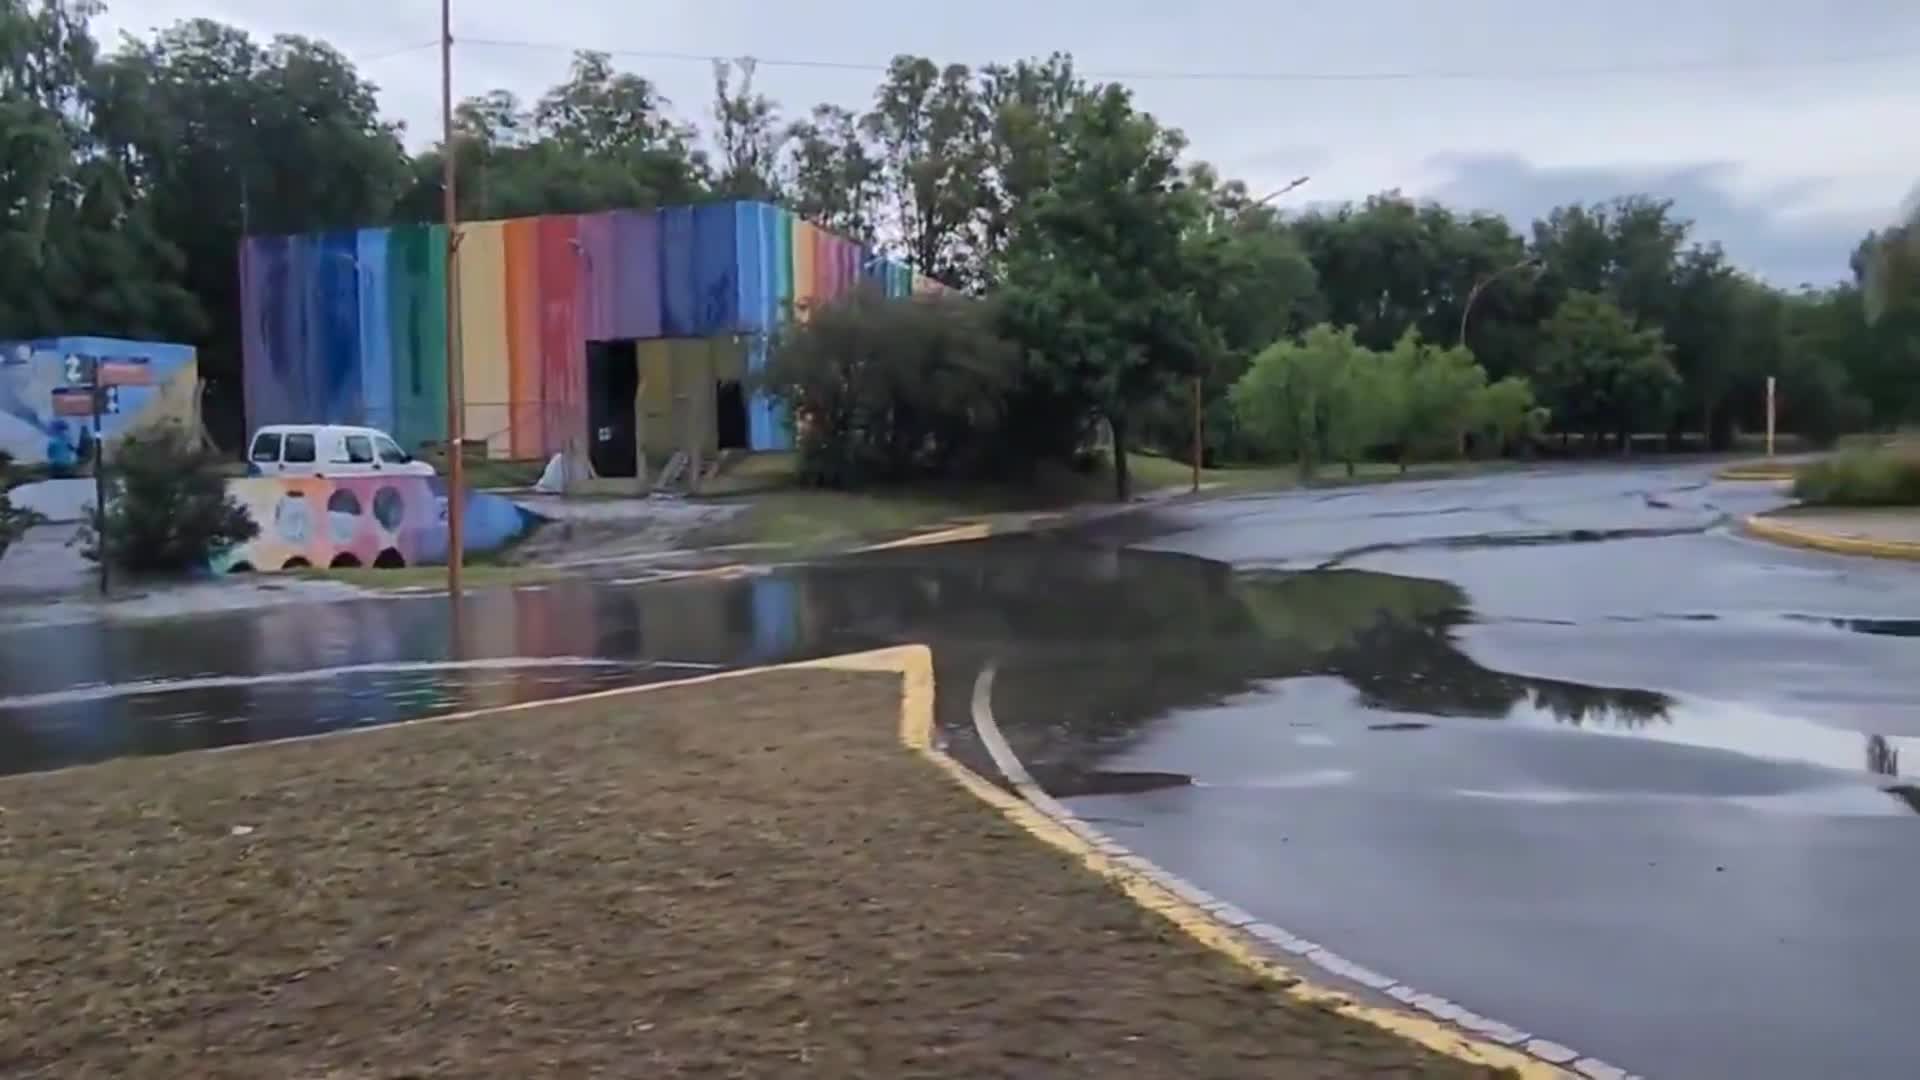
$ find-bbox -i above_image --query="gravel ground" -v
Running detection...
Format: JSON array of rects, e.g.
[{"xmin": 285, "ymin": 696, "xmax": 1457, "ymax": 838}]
[{"xmin": 0, "ymin": 668, "xmax": 1493, "ymax": 1079}]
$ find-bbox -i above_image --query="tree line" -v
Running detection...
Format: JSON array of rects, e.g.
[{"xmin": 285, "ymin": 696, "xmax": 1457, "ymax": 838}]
[{"xmin": 4, "ymin": 0, "xmax": 1917, "ymax": 461}]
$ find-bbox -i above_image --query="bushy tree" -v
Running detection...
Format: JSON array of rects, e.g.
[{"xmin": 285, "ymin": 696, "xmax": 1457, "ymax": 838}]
[
  {"xmin": 759, "ymin": 286, "xmax": 1023, "ymax": 487},
  {"xmin": 1471, "ymin": 376, "xmax": 1549, "ymax": 457},
  {"xmin": 1230, "ymin": 325, "xmax": 1384, "ymax": 479},
  {"xmin": 1381, "ymin": 333, "xmax": 1488, "ymax": 466},
  {"xmin": 0, "ymin": 452, "xmax": 41, "ymax": 560},
  {"xmin": 998, "ymin": 84, "xmax": 1207, "ymax": 500},
  {"xmin": 1536, "ymin": 291, "xmax": 1681, "ymax": 450},
  {"xmin": 84, "ymin": 425, "xmax": 257, "ymax": 574}
]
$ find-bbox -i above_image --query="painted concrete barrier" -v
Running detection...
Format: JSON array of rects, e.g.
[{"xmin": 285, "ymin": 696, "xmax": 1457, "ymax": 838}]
[
  {"xmin": 213, "ymin": 475, "xmax": 535, "ymax": 573},
  {"xmin": 1741, "ymin": 513, "xmax": 1920, "ymax": 561}
]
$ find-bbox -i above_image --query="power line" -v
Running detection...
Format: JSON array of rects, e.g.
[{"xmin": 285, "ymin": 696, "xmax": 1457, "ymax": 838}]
[
  {"xmin": 358, "ymin": 39, "xmax": 439, "ymax": 64},
  {"xmin": 448, "ymin": 35, "xmax": 1920, "ymax": 84}
]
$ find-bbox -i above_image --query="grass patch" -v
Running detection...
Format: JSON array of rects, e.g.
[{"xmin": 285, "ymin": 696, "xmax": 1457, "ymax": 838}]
[
  {"xmin": 1791, "ymin": 450, "xmax": 1920, "ymax": 507},
  {"xmin": 0, "ymin": 668, "xmax": 1492, "ymax": 1078},
  {"xmin": 415, "ymin": 449, "xmax": 548, "ymax": 490},
  {"xmin": 689, "ymin": 452, "xmax": 1501, "ymax": 550}
]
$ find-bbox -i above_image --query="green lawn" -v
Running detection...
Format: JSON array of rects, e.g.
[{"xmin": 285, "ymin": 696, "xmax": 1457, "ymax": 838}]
[{"xmin": 687, "ymin": 452, "xmax": 1499, "ymax": 551}]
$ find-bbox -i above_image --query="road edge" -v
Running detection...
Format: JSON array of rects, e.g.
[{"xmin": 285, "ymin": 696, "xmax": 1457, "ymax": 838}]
[
  {"xmin": 953, "ymin": 663, "xmax": 1613, "ymax": 1078},
  {"xmin": 1742, "ymin": 512, "xmax": 1920, "ymax": 561}
]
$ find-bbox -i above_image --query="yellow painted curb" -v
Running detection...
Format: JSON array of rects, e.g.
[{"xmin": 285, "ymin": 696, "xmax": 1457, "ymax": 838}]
[
  {"xmin": 1716, "ymin": 466, "xmax": 1796, "ymax": 482},
  {"xmin": 1742, "ymin": 514, "xmax": 1920, "ymax": 561},
  {"xmin": 877, "ymin": 647, "xmax": 1564, "ymax": 1078}
]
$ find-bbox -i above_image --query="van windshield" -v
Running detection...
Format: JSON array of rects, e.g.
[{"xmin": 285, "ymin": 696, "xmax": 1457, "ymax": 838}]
[
  {"xmin": 249, "ymin": 433, "xmax": 282, "ymax": 463},
  {"xmin": 375, "ymin": 437, "xmax": 408, "ymax": 464}
]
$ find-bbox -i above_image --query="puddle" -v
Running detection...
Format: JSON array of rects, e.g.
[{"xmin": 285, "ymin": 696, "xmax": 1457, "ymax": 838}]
[{"xmin": 2, "ymin": 534, "xmax": 1913, "ymax": 789}]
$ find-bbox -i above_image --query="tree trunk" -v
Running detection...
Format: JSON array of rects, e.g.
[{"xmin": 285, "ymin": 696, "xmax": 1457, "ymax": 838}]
[{"xmin": 1110, "ymin": 414, "xmax": 1131, "ymax": 502}]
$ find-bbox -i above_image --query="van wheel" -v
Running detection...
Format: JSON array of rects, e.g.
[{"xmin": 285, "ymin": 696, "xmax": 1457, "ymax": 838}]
[
  {"xmin": 373, "ymin": 548, "xmax": 407, "ymax": 569},
  {"xmin": 329, "ymin": 553, "xmax": 363, "ymax": 569},
  {"xmin": 282, "ymin": 557, "xmax": 312, "ymax": 570}
]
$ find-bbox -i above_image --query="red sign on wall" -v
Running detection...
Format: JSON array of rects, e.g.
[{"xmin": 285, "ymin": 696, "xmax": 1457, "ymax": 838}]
[{"xmin": 51, "ymin": 387, "xmax": 95, "ymax": 417}]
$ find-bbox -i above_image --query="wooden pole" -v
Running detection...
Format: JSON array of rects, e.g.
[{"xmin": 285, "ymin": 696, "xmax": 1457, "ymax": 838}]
[
  {"xmin": 1191, "ymin": 374, "xmax": 1202, "ymax": 493},
  {"xmin": 1765, "ymin": 375, "xmax": 1777, "ymax": 458},
  {"xmin": 440, "ymin": 0, "xmax": 466, "ymax": 603},
  {"xmin": 92, "ymin": 375, "xmax": 106, "ymax": 596}
]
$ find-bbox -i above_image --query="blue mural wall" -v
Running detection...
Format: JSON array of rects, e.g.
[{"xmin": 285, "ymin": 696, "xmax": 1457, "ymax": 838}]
[{"xmin": 0, "ymin": 338, "xmax": 198, "ymax": 466}]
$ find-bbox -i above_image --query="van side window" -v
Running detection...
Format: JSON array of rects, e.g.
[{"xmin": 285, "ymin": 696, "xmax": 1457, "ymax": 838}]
[
  {"xmin": 375, "ymin": 436, "xmax": 408, "ymax": 464},
  {"xmin": 344, "ymin": 435, "xmax": 375, "ymax": 464},
  {"xmin": 283, "ymin": 433, "xmax": 317, "ymax": 463},
  {"xmin": 250, "ymin": 433, "xmax": 282, "ymax": 463}
]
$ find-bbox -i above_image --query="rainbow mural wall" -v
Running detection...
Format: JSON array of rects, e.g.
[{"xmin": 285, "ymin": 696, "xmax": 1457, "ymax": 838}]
[{"xmin": 240, "ymin": 200, "xmax": 942, "ymax": 461}]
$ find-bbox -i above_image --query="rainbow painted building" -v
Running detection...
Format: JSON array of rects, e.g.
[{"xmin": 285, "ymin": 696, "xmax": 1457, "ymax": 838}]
[{"xmin": 240, "ymin": 200, "xmax": 936, "ymax": 478}]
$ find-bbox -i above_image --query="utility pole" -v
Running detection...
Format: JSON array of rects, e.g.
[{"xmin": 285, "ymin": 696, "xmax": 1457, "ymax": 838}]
[
  {"xmin": 1191, "ymin": 375, "xmax": 1203, "ymax": 493},
  {"xmin": 440, "ymin": 0, "xmax": 467, "ymax": 606}
]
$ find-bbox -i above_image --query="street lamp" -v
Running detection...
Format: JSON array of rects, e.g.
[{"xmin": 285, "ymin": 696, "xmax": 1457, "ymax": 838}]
[
  {"xmin": 1251, "ymin": 175, "xmax": 1311, "ymax": 208},
  {"xmin": 1458, "ymin": 256, "xmax": 1543, "ymax": 348},
  {"xmin": 1193, "ymin": 176, "xmax": 1311, "ymax": 493}
]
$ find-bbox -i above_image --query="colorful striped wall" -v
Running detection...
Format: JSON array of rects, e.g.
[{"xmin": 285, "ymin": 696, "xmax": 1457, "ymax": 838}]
[{"xmin": 240, "ymin": 200, "xmax": 929, "ymax": 458}]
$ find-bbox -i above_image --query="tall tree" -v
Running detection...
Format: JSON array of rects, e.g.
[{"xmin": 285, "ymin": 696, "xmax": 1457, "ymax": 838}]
[
  {"xmin": 1535, "ymin": 290, "xmax": 1681, "ymax": 450},
  {"xmin": 998, "ymin": 84, "xmax": 1204, "ymax": 499},
  {"xmin": 863, "ymin": 55, "xmax": 987, "ymax": 286},
  {"xmin": 94, "ymin": 18, "xmax": 406, "ymax": 440},
  {"xmin": 709, "ymin": 57, "xmax": 784, "ymax": 200},
  {"xmin": 783, "ymin": 104, "xmax": 880, "ymax": 242},
  {"xmin": 0, "ymin": 0, "xmax": 197, "ymax": 343},
  {"xmin": 973, "ymin": 52, "xmax": 1084, "ymax": 275}
]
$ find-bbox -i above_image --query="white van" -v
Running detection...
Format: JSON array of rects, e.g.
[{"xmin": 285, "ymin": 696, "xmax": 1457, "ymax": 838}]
[{"xmin": 247, "ymin": 425, "xmax": 436, "ymax": 478}]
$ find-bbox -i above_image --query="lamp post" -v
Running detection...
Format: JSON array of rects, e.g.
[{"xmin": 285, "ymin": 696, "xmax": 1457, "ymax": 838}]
[
  {"xmin": 1193, "ymin": 176, "xmax": 1311, "ymax": 493},
  {"xmin": 1459, "ymin": 256, "xmax": 1542, "ymax": 348}
]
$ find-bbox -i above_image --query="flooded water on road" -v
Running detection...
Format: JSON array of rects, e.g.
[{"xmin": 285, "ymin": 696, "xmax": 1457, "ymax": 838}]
[{"xmin": 8, "ymin": 529, "xmax": 1914, "ymax": 811}]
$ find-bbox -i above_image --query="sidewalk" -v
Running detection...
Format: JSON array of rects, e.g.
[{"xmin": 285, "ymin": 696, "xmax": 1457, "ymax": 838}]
[
  {"xmin": 0, "ymin": 658, "xmax": 1505, "ymax": 1079},
  {"xmin": 1744, "ymin": 508, "xmax": 1920, "ymax": 560}
]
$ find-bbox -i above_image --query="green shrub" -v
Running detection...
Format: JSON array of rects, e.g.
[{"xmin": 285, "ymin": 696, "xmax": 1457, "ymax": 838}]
[
  {"xmin": 1791, "ymin": 450, "xmax": 1920, "ymax": 506},
  {"xmin": 0, "ymin": 451, "xmax": 41, "ymax": 560},
  {"xmin": 82, "ymin": 424, "xmax": 259, "ymax": 574},
  {"xmin": 760, "ymin": 285, "xmax": 1040, "ymax": 488}
]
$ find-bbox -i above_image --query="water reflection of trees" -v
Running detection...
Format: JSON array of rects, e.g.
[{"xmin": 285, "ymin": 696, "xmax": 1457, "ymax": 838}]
[{"xmin": 786, "ymin": 539, "xmax": 1674, "ymax": 771}]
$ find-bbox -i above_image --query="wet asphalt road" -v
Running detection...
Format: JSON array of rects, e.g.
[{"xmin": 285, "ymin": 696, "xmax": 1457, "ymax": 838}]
[{"xmin": 2, "ymin": 462, "xmax": 1916, "ymax": 1078}]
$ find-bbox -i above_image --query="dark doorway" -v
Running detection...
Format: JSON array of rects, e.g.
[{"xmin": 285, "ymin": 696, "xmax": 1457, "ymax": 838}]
[
  {"xmin": 717, "ymin": 379, "xmax": 748, "ymax": 451},
  {"xmin": 587, "ymin": 340, "xmax": 640, "ymax": 477}
]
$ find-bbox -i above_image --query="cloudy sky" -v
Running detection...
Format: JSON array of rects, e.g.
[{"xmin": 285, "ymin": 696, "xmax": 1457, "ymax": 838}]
[{"xmin": 95, "ymin": 0, "xmax": 1920, "ymax": 286}]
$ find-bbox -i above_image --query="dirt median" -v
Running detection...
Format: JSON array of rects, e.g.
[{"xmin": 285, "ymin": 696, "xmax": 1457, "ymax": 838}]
[{"xmin": 0, "ymin": 668, "xmax": 1496, "ymax": 1079}]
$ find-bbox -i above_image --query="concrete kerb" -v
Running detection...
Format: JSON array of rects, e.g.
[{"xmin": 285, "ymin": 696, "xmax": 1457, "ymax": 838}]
[
  {"xmin": 965, "ymin": 660, "xmax": 1627, "ymax": 1080},
  {"xmin": 1742, "ymin": 513, "xmax": 1920, "ymax": 561},
  {"xmin": 1714, "ymin": 465, "xmax": 1796, "ymax": 483}
]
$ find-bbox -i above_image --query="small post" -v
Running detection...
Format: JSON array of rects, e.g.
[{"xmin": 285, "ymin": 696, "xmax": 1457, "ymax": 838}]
[
  {"xmin": 91, "ymin": 382, "xmax": 107, "ymax": 596},
  {"xmin": 1191, "ymin": 374, "xmax": 1202, "ymax": 494},
  {"xmin": 1765, "ymin": 375, "xmax": 1777, "ymax": 458}
]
